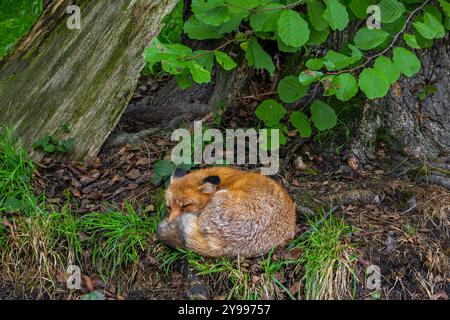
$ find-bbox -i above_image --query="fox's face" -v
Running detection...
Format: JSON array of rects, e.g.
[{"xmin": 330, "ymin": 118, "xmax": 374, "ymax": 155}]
[{"xmin": 165, "ymin": 169, "xmax": 220, "ymax": 222}]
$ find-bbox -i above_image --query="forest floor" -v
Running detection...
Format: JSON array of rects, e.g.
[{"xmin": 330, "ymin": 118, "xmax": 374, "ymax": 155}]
[{"xmin": 0, "ymin": 78, "xmax": 449, "ymax": 301}]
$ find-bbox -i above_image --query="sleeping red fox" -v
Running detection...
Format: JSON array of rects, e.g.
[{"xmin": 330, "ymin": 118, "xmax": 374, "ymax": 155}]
[{"xmin": 156, "ymin": 167, "xmax": 297, "ymax": 257}]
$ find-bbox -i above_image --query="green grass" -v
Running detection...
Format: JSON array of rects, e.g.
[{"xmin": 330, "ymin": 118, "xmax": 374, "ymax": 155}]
[
  {"xmin": 291, "ymin": 211, "xmax": 358, "ymax": 300},
  {"xmin": 81, "ymin": 203, "xmax": 162, "ymax": 279},
  {"xmin": 403, "ymin": 222, "xmax": 418, "ymax": 237},
  {"xmin": 0, "ymin": 128, "xmax": 360, "ymax": 300},
  {"xmin": 0, "ymin": 129, "xmax": 164, "ymax": 296},
  {"xmin": 0, "ymin": 0, "xmax": 43, "ymax": 59},
  {"xmin": 0, "ymin": 129, "xmax": 35, "ymax": 214},
  {"xmin": 155, "ymin": 246, "xmax": 297, "ymax": 300}
]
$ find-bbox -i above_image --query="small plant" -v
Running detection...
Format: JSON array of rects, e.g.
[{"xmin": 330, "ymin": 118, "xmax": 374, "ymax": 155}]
[
  {"xmin": 33, "ymin": 134, "xmax": 75, "ymax": 154},
  {"xmin": 291, "ymin": 210, "xmax": 358, "ymax": 300},
  {"xmin": 419, "ymin": 85, "xmax": 438, "ymax": 100},
  {"xmin": 403, "ymin": 222, "xmax": 418, "ymax": 237},
  {"xmin": 151, "ymin": 160, "xmax": 196, "ymax": 185}
]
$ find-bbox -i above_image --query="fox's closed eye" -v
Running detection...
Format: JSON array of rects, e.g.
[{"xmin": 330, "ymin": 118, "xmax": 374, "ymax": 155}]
[{"xmin": 182, "ymin": 204, "xmax": 193, "ymax": 209}]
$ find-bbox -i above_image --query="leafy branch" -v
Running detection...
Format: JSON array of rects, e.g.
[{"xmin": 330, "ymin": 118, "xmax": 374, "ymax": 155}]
[
  {"xmin": 328, "ymin": 0, "xmax": 431, "ymax": 76},
  {"xmin": 146, "ymin": 0, "xmax": 450, "ymax": 148}
]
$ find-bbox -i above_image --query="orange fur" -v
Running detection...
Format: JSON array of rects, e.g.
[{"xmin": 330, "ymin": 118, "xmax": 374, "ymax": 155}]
[{"xmin": 157, "ymin": 167, "xmax": 297, "ymax": 257}]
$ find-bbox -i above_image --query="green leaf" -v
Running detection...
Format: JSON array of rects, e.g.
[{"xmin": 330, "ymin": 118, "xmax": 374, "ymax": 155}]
[
  {"xmin": 188, "ymin": 61, "xmax": 211, "ymax": 83},
  {"xmin": 260, "ymin": 126, "xmax": 287, "ymax": 152},
  {"xmin": 414, "ymin": 12, "xmax": 446, "ymax": 40},
  {"xmin": 154, "ymin": 160, "xmax": 177, "ymax": 178},
  {"xmin": 307, "ymin": 27, "xmax": 330, "ymax": 45},
  {"xmin": 3, "ymin": 197, "xmax": 23, "ymax": 212},
  {"xmin": 81, "ymin": 291, "xmax": 106, "ymax": 301},
  {"xmin": 349, "ymin": 0, "xmax": 376, "ymax": 19},
  {"xmin": 225, "ymin": 0, "xmax": 267, "ymax": 10},
  {"xmin": 255, "ymin": 99, "xmax": 287, "ymax": 127},
  {"xmin": 192, "ymin": 0, "xmax": 230, "ymax": 26},
  {"xmin": 214, "ymin": 50, "xmax": 237, "ymax": 70},
  {"xmin": 439, "ymin": 0, "xmax": 450, "ymax": 17},
  {"xmin": 310, "ymin": 100, "xmax": 337, "ymax": 131},
  {"xmin": 354, "ymin": 27, "xmax": 390, "ymax": 50},
  {"xmin": 44, "ymin": 144, "xmax": 56, "ymax": 153},
  {"xmin": 358, "ymin": 68, "xmax": 390, "ymax": 99},
  {"xmin": 277, "ymin": 75, "xmax": 309, "ymax": 103},
  {"xmin": 277, "ymin": 10, "xmax": 310, "ymax": 48},
  {"xmin": 321, "ymin": 75, "xmax": 339, "ymax": 96},
  {"xmin": 59, "ymin": 139, "xmax": 75, "ymax": 153},
  {"xmin": 277, "ymin": 36, "xmax": 300, "ymax": 53},
  {"xmin": 373, "ymin": 56, "xmax": 400, "ymax": 84},
  {"xmin": 305, "ymin": 58, "xmax": 325, "ymax": 71},
  {"xmin": 323, "ymin": 0, "xmax": 349, "ymax": 31},
  {"xmin": 323, "ymin": 49, "xmax": 361, "ymax": 71},
  {"xmin": 193, "ymin": 50, "xmax": 215, "ymax": 74},
  {"xmin": 403, "ymin": 33, "xmax": 421, "ymax": 49},
  {"xmin": 299, "ymin": 70, "xmax": 324, "ymax": 85},
  {"xmin": 245, "ymin": 37, "xmax": 275, "ymax": 75},
  {"xmin": 308, "ymin": 1, "xmax": 328, "ymax": 31},
  {"xmin": 379, "ymin": 0, "xmax": 405, "ymax": 23},
  {"xmin": 249, "ymin": 3, "xmax": 282, "ymax": 32},
  {"xmin": 289, "ymin": 111, "xmax": 312, "ymax": 138},
  {"xmin": 392, "ymin": 47, "xmax": 421, "ymax": 77},
  {"xmin": 175, "ymin": 70, "xmax": 194, "ymax": 90},
  {"xmin": 335, "ymin": 73, "xmax": 358, "ymax": 101},
  {"xmin": 184, "ymin": 15, "xmax": 242, "ymax": 40}
]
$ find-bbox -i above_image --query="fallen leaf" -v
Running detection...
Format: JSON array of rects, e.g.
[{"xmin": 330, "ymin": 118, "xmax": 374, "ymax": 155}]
[
  {"xmin": 109, "ymin": 174, "xmax": 124, "ymax": 187},
  {"xmin": 289, "ymin": 282, "xmax": 300, "ymax": 296},
  {"xmin": 82, "ymin": 275, "xmax": 95, "ymax": 292},
  {"xmin": 126, "ymin": 169, "xmax": 141, "ymax": 180},
  {"xmin": 86, "ymin": 190, "xmax": 103, "ymax": 200},
  {"xmin": 136, "ymin": 158, "xmax": 149, "ymax": 166},
  {"xmin": 128, "ymin": 183, "xmax": 139, "ymax": 190},
  {"xmin": 70, "ymin": 187, "xmax": 82, "ymax": 198}
]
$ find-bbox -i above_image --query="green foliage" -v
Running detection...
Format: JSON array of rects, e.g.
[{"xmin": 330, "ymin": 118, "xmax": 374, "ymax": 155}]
[
  {"xmin": 80, "ymin": 204, "xmax": 158, "ymax": 278},
  {"xmin": 277, "ymin": 75, "xmax": 309, "ymax": 103},
  {"xmin": 255, "ymin": 98, "xmax": 336, "ymax": 141},
  {"xmin": 158, "ymin": 1, "xmax": 185, "ymax": 44},
  {"xmin": 33, "ymin": 134, "xmax": 75, "ymax": 154},
  {"xmin": 151, "ymin": 160, "xmax": 196, "ymax": 185},
  {"xmin": 291, "ymin": 210, "xmax": 357, "ymax": 300},
  {"xmin": 0, "ymin": 129, "xmax": 34, "ymax": 214},
  {"xmin": 0, "ymin": 0, "xmax": 43, "ymax": 59},
  {"xmin": 147, "ymin": 0, "xmax": 448, "ymax": 142}
]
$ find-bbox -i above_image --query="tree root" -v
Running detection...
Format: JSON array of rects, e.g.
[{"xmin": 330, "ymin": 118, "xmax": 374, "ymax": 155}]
[{"xmin": 102, "ymin": 127, "xmax": 163, "ymax": 150}]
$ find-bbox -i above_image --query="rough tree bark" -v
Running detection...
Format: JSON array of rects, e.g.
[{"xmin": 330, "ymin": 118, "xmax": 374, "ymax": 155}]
[
  {"xmin": 0, "ymin": 0, "xmax": 177, "ymax": 161},
  {"xmin": 350, "ymin": 39, "xmax": 450, "ymax": 164}
]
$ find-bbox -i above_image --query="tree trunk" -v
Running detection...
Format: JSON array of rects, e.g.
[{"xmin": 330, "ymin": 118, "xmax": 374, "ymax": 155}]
[
  {"xmin": 350, "ymin": 38, "xmax": 450, "ymax": 165},
  {"xmin": 0, "ymin": 0, "xmax": 177, "ymax": 161}
]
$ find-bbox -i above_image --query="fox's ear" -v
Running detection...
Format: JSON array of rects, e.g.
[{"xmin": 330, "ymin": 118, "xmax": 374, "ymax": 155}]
[
  {"xmin": 171, "ymin": 168, "xmax": 187, "ymax": 183},
  {"xmin": 199, "ymin": 176, "xmax": 220, "ymax": 193}
]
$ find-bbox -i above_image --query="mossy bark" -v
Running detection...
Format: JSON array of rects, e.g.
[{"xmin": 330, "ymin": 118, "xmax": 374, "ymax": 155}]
[
  {"xmin": 0, "ymin": 0, "xmax": 177, "ymax": 161},
  {"xmin": 350, "ymin": 39, "xmax": 450, "ymax": 164}
]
